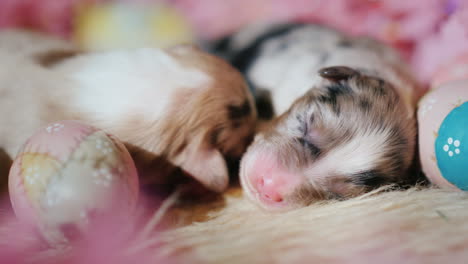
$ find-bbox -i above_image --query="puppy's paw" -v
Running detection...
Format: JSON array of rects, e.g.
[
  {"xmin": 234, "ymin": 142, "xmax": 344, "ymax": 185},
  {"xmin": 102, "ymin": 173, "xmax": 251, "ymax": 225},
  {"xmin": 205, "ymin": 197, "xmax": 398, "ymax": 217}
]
[{"xmin": 181, "ymin": 148, "xmax": 229, "ymax": 192}]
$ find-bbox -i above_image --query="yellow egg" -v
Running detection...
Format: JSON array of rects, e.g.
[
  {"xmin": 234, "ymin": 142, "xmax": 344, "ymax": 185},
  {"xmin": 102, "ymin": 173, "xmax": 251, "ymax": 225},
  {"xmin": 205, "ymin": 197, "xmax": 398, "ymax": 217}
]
[{"xmin": 74, "ymin": 2, "xmax": 195, "ymax": 51}]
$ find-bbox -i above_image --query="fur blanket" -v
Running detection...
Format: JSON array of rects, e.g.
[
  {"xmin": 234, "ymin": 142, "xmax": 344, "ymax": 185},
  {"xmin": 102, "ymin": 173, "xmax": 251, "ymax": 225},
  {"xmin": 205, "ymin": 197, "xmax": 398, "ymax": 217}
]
[
  {"xmin": 1, "ymin": 163, "xmax": 468, "ymax": 263},
  {"xmin": 157, "ymin": 187, "xmax": 468, "ymax": 263}
]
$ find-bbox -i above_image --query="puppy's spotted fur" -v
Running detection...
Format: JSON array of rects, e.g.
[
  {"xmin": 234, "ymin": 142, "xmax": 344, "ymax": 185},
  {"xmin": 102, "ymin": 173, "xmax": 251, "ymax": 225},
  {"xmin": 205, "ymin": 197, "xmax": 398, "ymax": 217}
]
[{"xmin": 213, "ymin": 23, "xmax": 420, "ymax": 210}]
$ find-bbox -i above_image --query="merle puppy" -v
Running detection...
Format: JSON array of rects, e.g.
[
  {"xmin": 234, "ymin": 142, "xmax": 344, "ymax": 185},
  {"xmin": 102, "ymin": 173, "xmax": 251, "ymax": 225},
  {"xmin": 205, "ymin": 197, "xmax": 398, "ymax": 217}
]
[{"xmin": 212, "ymin": 23, "xmax": 420, "ymax": 211}]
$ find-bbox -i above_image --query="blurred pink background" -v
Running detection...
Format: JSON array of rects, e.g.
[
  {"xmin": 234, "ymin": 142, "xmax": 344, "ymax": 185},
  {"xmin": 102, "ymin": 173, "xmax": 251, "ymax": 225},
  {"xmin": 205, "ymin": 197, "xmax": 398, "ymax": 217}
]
[{"xmin": 0, "ymin": 0, "xmax": 467, "ymax": 84}]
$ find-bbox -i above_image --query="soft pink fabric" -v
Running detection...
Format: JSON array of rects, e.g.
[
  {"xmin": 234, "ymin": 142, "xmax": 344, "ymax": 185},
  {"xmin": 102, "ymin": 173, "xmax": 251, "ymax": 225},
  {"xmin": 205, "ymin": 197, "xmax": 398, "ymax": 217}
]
[
  {"xmin": 0, "ymin": 197, "xmax": 174, "ymax": 264},
  {"xmin": 431, "ymin": 53, "xmax": 468, "ymax": 88},
  {"xmin": 0, "ymin": 0, "xmax": 81, "ymax": 37},
  {"xmin": 1, "ymin": 0, "xmax": 466, "ymax": 85},
  {"xmin": 412, "ymin": 1, "xmax": 468, "ymax": 82}
]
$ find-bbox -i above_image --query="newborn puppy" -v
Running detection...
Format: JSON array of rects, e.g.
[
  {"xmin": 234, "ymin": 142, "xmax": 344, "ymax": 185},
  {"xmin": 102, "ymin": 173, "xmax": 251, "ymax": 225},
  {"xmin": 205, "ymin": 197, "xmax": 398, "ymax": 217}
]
[
  {"xmin": 213, "ymin": 23, "xmax": 419, "ymax": 210},
  {"xmin": 0, "ymin": 30, "xmax": 257, "ymax": 193}
]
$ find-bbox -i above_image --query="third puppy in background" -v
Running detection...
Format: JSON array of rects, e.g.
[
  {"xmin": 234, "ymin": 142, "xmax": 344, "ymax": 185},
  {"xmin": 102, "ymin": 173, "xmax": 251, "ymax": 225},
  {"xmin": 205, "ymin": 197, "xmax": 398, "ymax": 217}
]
[{"xmin": 213, "ymin": 23, "xmax": 421, "ymax": 211}]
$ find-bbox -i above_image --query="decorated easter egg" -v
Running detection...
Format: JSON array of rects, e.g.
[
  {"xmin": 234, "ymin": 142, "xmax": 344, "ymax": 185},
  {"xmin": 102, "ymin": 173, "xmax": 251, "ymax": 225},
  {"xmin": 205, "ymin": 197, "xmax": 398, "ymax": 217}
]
[
  {"xmin": 435, "ymin": 102, "xmax": 468, "ymax": 189},
  {"xmin": 74, "ymin": 2, "xmax": 194, "ymax": 51},
  {"xmin": 8, "ymin": 120, "xmax": 139, "ymax": 245},
  {"xmin": 418, "ymin": 82, "xmax": 468, "ymax": 190}
]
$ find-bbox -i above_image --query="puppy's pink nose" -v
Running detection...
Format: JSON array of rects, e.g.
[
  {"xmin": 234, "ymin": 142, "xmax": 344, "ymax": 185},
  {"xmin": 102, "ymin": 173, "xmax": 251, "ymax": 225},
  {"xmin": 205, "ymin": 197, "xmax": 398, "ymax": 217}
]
[
  {"xmin": 242, "ymin": 151, "xmax": 304, "ymax": 209},
  {"xmin": 257, "ymin": 175, "xmax": 284, "ymax": 203}
]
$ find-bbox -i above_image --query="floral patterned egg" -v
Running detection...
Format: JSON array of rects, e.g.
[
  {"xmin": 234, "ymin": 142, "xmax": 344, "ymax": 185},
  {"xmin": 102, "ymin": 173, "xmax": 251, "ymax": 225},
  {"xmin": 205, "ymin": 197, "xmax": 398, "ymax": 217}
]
[
  {"xmin": 418, "ymin": 81, "xmax": 468, "ymax": 190},
  {"xmin": 8, "ymin": 120, "xmax": 139, "ymax": 245},
  {"xmin": 435, "ymin": 102, "xmax": 468, "ymax": 190}
]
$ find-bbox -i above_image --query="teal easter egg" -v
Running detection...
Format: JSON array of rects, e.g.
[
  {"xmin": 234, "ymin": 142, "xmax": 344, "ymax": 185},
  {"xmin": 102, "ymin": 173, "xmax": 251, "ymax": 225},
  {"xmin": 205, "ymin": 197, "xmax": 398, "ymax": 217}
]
[{"xmin": 435, "ymin": 102, "xmax": 468, "ymax": 190}]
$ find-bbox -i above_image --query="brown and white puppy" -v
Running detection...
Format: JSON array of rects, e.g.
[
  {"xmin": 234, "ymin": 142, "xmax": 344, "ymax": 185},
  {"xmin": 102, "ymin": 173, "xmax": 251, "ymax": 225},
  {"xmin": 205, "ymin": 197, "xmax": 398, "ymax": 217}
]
[
  {"xmin": 212, "ymin": 23, "xmax": 420, "ymax": 211},
  {"xmin": 0, "ymin": 30, "xmax": 257, "ymax": 193}
]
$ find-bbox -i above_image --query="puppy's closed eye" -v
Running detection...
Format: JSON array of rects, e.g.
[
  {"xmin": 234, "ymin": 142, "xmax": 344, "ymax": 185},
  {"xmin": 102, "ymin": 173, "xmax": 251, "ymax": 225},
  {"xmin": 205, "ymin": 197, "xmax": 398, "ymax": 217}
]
[
  {"xmin": 227, "ymin": 100, "xmax": 252, "ymax": 120},
  {"xmin": 297, "ymin": 138, "xmax": 321, "ymax": 158}
]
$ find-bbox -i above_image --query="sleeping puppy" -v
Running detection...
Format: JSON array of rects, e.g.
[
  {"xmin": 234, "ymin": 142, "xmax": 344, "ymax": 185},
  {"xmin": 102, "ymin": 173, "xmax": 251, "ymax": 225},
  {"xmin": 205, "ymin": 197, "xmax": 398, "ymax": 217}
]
[
  {"xmin": 0, "ymin": 30, "xmax": 257, "ymax": 193},
  {"xmin": 212, "ymin": 23, "xmax": 420, "ymax": 211}
]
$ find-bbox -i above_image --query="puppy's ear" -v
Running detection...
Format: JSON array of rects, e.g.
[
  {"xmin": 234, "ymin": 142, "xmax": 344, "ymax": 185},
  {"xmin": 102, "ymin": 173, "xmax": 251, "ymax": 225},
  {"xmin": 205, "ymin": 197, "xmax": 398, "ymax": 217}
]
[
  {"xmin": 176, "ymin": 137, "xmax": 229, "ymax": 192},
  {"xmin": 318, "ymin": 66, "xmax": 360, "ymax": 82}
]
